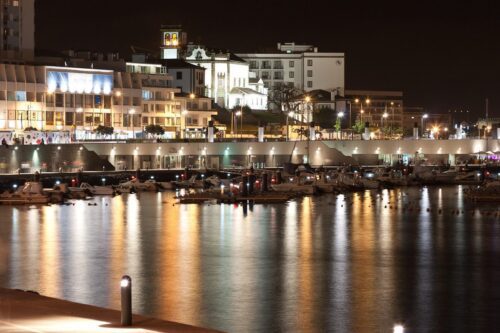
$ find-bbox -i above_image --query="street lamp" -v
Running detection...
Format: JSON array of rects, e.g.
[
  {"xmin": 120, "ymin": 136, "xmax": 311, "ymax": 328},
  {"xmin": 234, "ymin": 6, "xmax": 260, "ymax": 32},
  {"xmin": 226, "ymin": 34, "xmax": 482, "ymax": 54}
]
[
  {"xmin": 382, "ymin": 112, "xmax": 389, "ymax": 139},
  {"xmin": 390, "ymin": 101, "xmax": 395, "ymax": 138},
  {"xmin": 337, "ymin": 111, "xmax": 344, "ymax": 139},
  {"xmin": 432, "ymin": 126, "xmax": 439, "ymax": 139},
  {"xmin": 286, "ymin": 111, "xmax": 294, "ymax": 141},
  {"xmin": 128, "ymin": 109, "xmax": 136, "ymax": 139},
  {"xmin": 182, "ymin": 109, "xmax": 188, "ymax": 139},
  {"xmin": 235, "ymin": 110, "xmax": 242, "ymax": 139},
  {"xmin": 304, "ymin": 96, "xmax": 311, "ymax": 125},
  {"xmin": 421, "ymin": 113, "xmax": 428, "ymax": 138}
]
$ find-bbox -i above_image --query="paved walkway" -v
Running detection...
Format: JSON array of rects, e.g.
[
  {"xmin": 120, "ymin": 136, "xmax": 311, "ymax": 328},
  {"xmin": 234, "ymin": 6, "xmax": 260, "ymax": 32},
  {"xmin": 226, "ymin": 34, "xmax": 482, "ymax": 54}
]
[{"xmin": 0, "ymin": 288, "xmax": 222, "ymax": 332}]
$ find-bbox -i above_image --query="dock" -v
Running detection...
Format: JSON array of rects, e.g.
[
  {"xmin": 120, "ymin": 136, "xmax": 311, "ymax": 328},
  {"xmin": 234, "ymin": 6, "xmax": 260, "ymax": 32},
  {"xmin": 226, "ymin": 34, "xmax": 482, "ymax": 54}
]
[
  {"xmin": 178, "ymin": 192, "xmax": 291, "ymax": 204},
  {"xmin": 0, "ymin": 288, "xmax": 222, "ymax": 333}
]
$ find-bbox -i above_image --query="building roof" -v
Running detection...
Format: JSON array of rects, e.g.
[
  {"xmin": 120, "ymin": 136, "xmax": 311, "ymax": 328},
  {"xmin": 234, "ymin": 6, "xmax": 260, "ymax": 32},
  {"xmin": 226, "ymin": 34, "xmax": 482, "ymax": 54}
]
[
  {"xmin": 230, "ymin": 87, "xmax": 266, "ymax": 96},
  {"xmin": 159, "ymin": 59, "xmax": 205, "ymax": 70},
  {"xmin": 228, "ymin": 53, "xmax": 246, "ymax": 63}
]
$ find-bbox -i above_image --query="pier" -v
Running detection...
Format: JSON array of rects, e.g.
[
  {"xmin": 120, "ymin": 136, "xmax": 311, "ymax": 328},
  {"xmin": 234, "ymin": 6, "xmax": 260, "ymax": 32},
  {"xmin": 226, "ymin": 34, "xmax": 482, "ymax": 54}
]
[{"xmin": 0, "ymin": 288, "xmax": 221, "ymax": 333}]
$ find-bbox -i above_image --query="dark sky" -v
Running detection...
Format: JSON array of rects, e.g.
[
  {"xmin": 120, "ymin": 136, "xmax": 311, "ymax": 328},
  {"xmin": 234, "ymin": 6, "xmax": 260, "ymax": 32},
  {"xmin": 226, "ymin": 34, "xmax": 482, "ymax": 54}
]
[{"xmin": 36, "ymin": 0, "xmax": 500, "ymax": 117}]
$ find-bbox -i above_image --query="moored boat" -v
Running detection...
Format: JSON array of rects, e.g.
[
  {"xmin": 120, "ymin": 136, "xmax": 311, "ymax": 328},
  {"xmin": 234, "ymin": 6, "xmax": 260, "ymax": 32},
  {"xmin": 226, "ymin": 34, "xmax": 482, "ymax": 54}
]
[{"xmin": 0, "ymin": 182, "xmax": 50, "ymax": 205}]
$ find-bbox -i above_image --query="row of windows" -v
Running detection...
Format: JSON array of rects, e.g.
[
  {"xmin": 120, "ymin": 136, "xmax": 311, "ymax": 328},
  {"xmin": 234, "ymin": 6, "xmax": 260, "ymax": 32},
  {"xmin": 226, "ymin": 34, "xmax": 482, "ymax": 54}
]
[
  {"xmin": 249, "ymin": 59, "xmax": 315, "ymax": 69},
  {"xmin": 6, "ymin": 110, "xmax": 209, "ymax": 128},
  {"xmin": 232, "ymin": 77, "xmax": 246, "ymax": 87}
]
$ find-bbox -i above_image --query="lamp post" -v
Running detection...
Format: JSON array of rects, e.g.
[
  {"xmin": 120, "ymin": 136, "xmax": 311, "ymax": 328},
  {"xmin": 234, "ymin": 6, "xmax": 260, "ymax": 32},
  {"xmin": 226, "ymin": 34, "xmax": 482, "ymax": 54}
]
[
  {"xmin": 390, "ymin": 101, "xmax": 395, "ymax": 138},
  {"xmin": 75, "ymin": 107, "xmax": 83, "ymax": 142},
  {"xmin": 128, "ymin": 109, "xmax": 136, "ymax": 139},
  {"xmin": 337, "ymin": 111, "xmax": 344, "ymax": 139},
  {"xmin": 182, "ymin": 109, "xmax": 188, "ymax": 139},
  {"xmin": 286, "ymin": 111, "xmax": 294, "ymax": 141},
  {"xmin": 421, "ymin": 113, "xmax": 428, "ymax": 138},
  {"xmin": 382, "ymin": 112, "xmax": 389, "ymax": 139},
  {"xmin": 235, "ymin": 110, "xmax": 242, "ymax": 139},
  {"xmin": 189, "ymin": 93, "xmax": 195, "ymax": 138}
]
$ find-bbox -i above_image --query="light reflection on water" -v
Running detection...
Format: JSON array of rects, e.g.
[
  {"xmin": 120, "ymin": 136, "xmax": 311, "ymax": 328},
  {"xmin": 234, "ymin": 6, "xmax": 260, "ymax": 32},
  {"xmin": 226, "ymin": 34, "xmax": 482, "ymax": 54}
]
[{"xmin": 0, "ymin": 186, "xmax": 500, "ymax": 332}]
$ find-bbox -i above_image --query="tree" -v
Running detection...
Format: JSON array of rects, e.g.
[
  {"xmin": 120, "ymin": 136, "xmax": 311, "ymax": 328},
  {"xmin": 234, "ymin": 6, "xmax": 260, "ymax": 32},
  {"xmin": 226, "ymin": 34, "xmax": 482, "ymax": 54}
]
[
  {"xmin": 94, "ymin": 125, "xmax": 114, "ymax": 137},
  {"xmin": 268, "ymin": 83, "xmax": 304, "ymax": 112},
  {"xmin": 145, "ymin": 124, "xmax": 165, "ymax": 137},
  {"xmin": 334, "ymin": 118, "xmax": 341, "ymax": 132},
  {"xmin": 24, "ymin": 126, "xmax": 38, "ymax": 131},
  {"xmin": 351, "ymin": 120, "xmax": 365, "ymax": 134},
  {"xmin": 315, "ymin": 107, "xmax": 336, "ymax": 129}
]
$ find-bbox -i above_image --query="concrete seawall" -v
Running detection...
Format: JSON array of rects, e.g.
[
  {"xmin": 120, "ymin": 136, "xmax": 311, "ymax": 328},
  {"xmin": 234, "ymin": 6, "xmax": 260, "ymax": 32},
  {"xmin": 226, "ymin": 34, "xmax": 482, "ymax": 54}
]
[
  {"xmin": 0, "ymin": 288, "xmax": 222, "ymax": 332},
  {"xmin": 85, "ymin": 139, "xmax": 499, "ymax": 170},
  {"xmin": 0, "ymin": 139, "xmax": 498, "ymax": 173}
]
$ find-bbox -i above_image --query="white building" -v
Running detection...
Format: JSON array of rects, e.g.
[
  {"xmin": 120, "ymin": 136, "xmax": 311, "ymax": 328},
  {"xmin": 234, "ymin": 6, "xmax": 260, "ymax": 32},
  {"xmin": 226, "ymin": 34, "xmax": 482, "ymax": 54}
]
[
  {"xmin": 184, "ymin": 46, "xmax": 268, "ymax": 110},
  {"xmin": 0, "ymin": 0, "xmax": 35, "ymax": 61},
  {"xmin": 0, "ymin": 62, "xmax": 216, "ymax": 140},
  {"xmin": 236, "ymin": 42, "xmax": 345, "ymax": 92}
]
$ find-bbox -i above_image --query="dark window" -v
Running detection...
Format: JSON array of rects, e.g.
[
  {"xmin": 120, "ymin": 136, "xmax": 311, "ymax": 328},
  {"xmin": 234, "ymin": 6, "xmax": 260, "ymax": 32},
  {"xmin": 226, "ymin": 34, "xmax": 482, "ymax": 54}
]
[
  {"xmin": 176, "ymin": 71, "xmax": 183, "ymax": 80},
  {"xmin": 65, "ymin": 112, "xmax": 74, "ymax": 126}
]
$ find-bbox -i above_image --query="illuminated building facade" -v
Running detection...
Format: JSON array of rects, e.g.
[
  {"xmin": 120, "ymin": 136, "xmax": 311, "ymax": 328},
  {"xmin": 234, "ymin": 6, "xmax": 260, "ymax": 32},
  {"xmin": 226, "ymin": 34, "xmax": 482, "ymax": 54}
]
[
  {"xmin": 0, "ymin": 62, "xmax": 217, "ymax": 139},
  {"xmin": 236, "ymin": 43, "xmax": 345, "ymax": 92}
]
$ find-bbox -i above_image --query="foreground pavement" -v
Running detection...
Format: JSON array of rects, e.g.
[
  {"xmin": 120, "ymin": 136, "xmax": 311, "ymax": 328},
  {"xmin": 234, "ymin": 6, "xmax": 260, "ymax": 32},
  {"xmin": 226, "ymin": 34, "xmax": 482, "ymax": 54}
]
[{"xmin": 0, "ymin": 288, "xmax": 222, "ymax": 333}]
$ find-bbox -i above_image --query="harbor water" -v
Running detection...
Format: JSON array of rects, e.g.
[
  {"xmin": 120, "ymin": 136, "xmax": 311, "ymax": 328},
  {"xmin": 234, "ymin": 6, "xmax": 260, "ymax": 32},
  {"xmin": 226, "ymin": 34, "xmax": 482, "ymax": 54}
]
[{"xmin": 0, "ymin": 186, "xmax": 499, "ymax": 332}]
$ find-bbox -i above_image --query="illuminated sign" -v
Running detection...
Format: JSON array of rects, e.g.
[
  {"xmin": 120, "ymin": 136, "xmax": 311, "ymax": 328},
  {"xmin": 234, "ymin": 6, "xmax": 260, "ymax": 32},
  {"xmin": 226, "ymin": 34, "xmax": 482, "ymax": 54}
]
[
  {"xmin": 163, "ymin": 32, "xmax": 179, "ymax": 46},
  {"xmin": 47, "ymin": 71, "xmax": 113, "ymax": 94}
]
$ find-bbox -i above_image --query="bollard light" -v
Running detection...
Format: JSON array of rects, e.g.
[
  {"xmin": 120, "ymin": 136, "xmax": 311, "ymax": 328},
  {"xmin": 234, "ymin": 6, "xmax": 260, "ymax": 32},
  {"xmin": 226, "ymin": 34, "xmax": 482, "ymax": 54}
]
[
  {"xmin": 120, "ymin": 275, "xmax": 132, "ymax": 326},
  {"xmin": 394, "ymin": 324, "xmax": 404, "ymax": 333}
]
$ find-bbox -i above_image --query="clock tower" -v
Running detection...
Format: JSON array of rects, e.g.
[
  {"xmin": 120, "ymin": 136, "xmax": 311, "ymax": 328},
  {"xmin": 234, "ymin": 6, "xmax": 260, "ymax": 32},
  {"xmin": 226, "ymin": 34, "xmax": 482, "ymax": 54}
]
[{"xmin": 160, "ymin": 25, "xmax": 187, "ymax": 60}]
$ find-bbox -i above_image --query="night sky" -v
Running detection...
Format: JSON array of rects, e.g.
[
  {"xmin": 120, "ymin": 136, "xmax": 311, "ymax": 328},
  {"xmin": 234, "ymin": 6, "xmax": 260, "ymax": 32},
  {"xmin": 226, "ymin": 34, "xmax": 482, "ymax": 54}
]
[{"xmin": 36, "ymin": 0, "xmax": 500, "ymax": 117}]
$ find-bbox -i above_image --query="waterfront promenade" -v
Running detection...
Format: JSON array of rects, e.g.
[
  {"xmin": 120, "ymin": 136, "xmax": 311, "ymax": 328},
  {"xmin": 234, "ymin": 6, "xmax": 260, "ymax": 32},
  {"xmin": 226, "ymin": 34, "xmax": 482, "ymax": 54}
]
[{"xmin": 0, "ymin": 288, "xmax": 221, "ymax": 332}]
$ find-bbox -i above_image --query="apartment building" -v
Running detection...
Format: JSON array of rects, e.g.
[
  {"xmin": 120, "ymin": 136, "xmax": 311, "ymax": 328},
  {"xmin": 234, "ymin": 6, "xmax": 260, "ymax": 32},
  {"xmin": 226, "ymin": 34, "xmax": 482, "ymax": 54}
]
[
  {"xmin": 0, "ymin": 0, "xmax": 35, "ymax": 60},
  {"xmin": 236, "ymin": 43, "xmax": 345, "ymax": 92}
]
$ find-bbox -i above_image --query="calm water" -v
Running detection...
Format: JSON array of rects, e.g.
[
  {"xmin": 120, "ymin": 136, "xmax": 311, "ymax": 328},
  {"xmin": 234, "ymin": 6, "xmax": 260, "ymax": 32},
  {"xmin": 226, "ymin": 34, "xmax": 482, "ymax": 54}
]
[{"xmin": 0, "ymin": 187, "xmax": 500, "ymax": 332}]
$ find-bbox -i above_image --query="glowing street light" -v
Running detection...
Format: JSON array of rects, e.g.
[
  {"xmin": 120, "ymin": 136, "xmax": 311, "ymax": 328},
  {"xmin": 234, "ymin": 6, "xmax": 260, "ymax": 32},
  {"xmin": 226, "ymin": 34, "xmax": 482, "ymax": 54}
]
[
  {"xmin": 421, "ymin": 113, "xmax": 428, "ymax": 137},
  {"xmin": 235, "ymin": 110, "xmax": 243, "ymax": 139},
  {"xmin": 128, "ymin": 109, "xmax": 136, "ymax": 139},
  {"xmin": 286, "ymin": 111, "xmax": 294, "ymax": 141},
  {"xmin": 393, "ymin": 324, "xmax": 404, "ymax": 333},
  {"xmin": 181, "ymin": 109, "xmax": 188, "ymax": 139}
]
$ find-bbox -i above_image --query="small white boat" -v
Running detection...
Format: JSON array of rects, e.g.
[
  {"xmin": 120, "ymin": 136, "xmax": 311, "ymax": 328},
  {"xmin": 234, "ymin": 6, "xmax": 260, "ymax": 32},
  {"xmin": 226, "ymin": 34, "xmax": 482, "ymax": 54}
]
[
  {"xmin": 115, "ymin": 179, "xmax": 159, "ymax": 193},
  {"xmin": 173, "ymin": 175, "xmax": 200, "ymax": 189},
  {"xmin": 0, "ymin": 182, "xmax": 50, "ymax": 205},
  {"xmin": 78, "ymin": 182, "xmax": 115, "ymax": 195}
]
